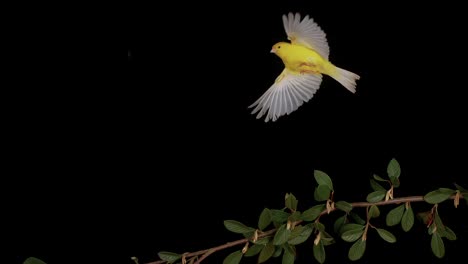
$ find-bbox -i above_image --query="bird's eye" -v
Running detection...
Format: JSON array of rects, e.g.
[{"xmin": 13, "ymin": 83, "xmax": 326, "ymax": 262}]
[{"xmin": 278, "ymin": 46, "xmax": 281, "ymax": 49}]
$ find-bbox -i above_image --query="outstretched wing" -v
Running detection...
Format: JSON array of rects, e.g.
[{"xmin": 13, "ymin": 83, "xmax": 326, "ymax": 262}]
[
  {"xmin": 249, "ymin": 69, "xmax": 322, "ymax": 122},
  {"xmin": 283, "ymin": 12, "xmax": 330, "ymax": 59}
]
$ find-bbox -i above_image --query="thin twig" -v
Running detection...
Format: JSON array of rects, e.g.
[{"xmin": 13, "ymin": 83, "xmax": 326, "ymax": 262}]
[
  {"xmin": 146, "ymin": 229, "xmax": 276, "ymax": 264},
  {"xmin": 319, "ymin": 195, "xmax": 425, "ymax": 217},
  {"xmin": 147, "ymin": 195, "xmax": 459, "ymax": 264}
]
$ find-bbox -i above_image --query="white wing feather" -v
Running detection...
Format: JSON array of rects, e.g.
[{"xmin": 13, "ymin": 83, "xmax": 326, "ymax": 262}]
[
  {"xmin": 283, "ymin": 12, "xmax": 330, "ymax": 59},
  {"xmin": 249, "ymin": 70, "xmax": 322, "ymax": 122}
]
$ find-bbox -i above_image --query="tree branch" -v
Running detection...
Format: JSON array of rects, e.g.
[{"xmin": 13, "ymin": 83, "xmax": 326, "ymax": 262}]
[
  {"xmin": 146, "ymin": 229, "xmax": 277, "ymax": 264},
  {"xmin": 319, "ymin": 195, "xmax": 425, "ymax": 217},
  {"xmin": 147, "ymin": 195, "xmax": 458, "ymax": 264}
]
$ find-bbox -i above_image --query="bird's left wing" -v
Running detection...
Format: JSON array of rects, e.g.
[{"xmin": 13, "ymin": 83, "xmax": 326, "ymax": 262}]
[
  {"xmin": 249, "ymin": 69, "xmax": 322, "ymax": 122},
  {"xmin": 283, "ymin": 13, "xmax": 330, "ymax": 59}
]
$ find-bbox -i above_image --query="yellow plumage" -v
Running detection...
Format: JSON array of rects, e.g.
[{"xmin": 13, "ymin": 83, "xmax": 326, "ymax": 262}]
[{"xmin": 250, "ymin": 13, "xmax": 360, "ymax": 122}]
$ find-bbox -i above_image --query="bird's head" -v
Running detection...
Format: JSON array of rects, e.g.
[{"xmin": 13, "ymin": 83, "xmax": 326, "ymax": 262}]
[{"xmin": 270, "ymin": 42, "xmax": 290, "ymax": 58}]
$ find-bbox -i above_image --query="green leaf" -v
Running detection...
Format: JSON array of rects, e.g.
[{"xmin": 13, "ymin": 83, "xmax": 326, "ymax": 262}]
[
  {"xmin": 348, "ymin": 239, "xmax": 366, "ymax": 261},
  {"xmin": 386, "ymin": 204, "xmax": 405, "ymax": 226},
  {"xmin": 341, "ymin": 229, "xmax": 365, "ymax": 242},
  {"xmin": 369, "ymin": 205, "xmax": 380, "ymax": 218},
  {"xmin": 285, "ymin": 193, "xmax": 298, "ymax": 211},
  {"xmin": 314, "ymin": 185, "xmax": 331, "ymax": 201},
  {"xmin": 245, "ymin": 244, "xmax": 263, "ymax": 257},
  {"xmin": 434, "ymin": 213, "xmax": 446, "ymax": 233},
  {"xmin": 242, "ymin": 230, "xmax": 255, "ymax": 239},
  {"xmin": 254, "ymin": 237, "xmax": 270, "ymax": 245},
  {"xmin": 340, "ymin": 223, "xmax": 365, "ymax": 235},
  {"xmin": 158, "ymin": 252, "xmax": 181, "ymax": 263},
  {"xmin": 258, "ymin": 243, "xmax": 275, "ymax": 263},
  {"xmin": 314, "ymin": 222, "xmax": 325, "ymax": 232},
  {"xmin": 334, "ymin": 215, "xmax": 347, "ymax": 234},
  {"xmin": 335, "ymin": 201, "xmax": 352, "ymax": 213},
  {"xmin": 349, "ymin": 212, "xmax": 366, "ymax": 225},
  {"xmin": 401, "ymin": 206, "xmax": 414, "ymax": 232},
  {"xmin": 376, "ymin": 228, "xmax": 396, "ymax": 243},
  {"xmin": 283, "ymin": 243, "xmax": 295, "ymax": 255},
  {"xmin": 301, "ymin": 204, "xmax": 326, "ymax": 221},
  {"xmin": 258, "ymin": 208, "xmax": 272, "ymax": 231},
  {"xmin": 370, "ymin": 179, "xmax": 386, "ymax": 191},
  {"xmin": 282, "ymin": 245, "xmax": 295, "ymax": 264},
  {"xmin": 288, "ymin": 211, "xmax": 301, "ymax": 222},
  {"xmin": 438, "ymin": 188, "xmax": 456, "ymax": 195},
  {"xmin": 23, "ymin": 258, "xmax": 47, "ymax": 264},
  {"xmin": 373, "ymin": 174, "xmax": 387, "ymax": 182},
  {"xmin": 321, "ymin": 232, "xmax": 335, "ymax": 246},
  {"xmin": 313, "ymin": 240, "xmax": 326, "ymax": 264},
  {"xmin": 224, "ymin": 220, "xmax": 255, "ymax": 234},
  {"xmin": 431, "ymin": 232, "xmax": 445, "ymax": 258},
  {"xmin": 321, "ymin": 230, "xmax": 334, "ymax": 239},
  {"xmin": 288, "ymin": 225, "xmax": 313, "ymax": 245},
  {"xmin": 271, "ymin": 210, "xmax": 290, "ymax": 223},
  {"xmin": 424, "ymin": 189, "xmax": 453, "ymax": 204},
  {"xmin": 390, "ymin": 177, "xmax": 400, "ymax": 188},
  {"xmin": 441, "ymin": 226, "xmax": 457, "ymax": 241},
  {"xmin": 289, "ymin": 225, "xmax": 303, "ymax": 240},
  {"xmin": 366, "ymin": 190, "xmax": 386, "ymax": 203},
  {"xmin": 314, "ymin": 170, "xmax": 334, "ymax": 191},
  {"xmin": 273, "ymin": 224, "xmax": 291, "ymax": 245},
  {"xmin": 223, "ymin": 251, "xmax": 243, "ymax": 264},
  {"xmin": 273, "ymin": 246, "xmax": 283, "ymax": 257},
  {"xmin": 387, "ymin": 158, "xmax": 401, "ymax": 179}
]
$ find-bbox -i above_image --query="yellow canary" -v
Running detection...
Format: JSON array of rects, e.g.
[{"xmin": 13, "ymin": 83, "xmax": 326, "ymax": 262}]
[{"xmin": 250, "ymin": 13, "xmax": 360, "ymax": 122}]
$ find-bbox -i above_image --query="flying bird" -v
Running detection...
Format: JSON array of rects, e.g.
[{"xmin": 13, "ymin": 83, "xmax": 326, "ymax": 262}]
[{"xmin": 249, "ymin": 13, "xmax": 360, "ymax": 122}]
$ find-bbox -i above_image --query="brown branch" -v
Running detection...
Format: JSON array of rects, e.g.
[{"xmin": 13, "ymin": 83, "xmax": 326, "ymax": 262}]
[
  {"xmin": 146, "ymin": 229, "xmax": 276, "ymax": 264},
  {"xmin": 352, "ymin": 195, "xmax": 424, "ymax": 207},
  {"xmin": 319, "ymin": 195, "xmax": 425, "ymax": 217},
  {"xmin": 147, "ymin": 195, "xmax": 459, "ymax": 264}
]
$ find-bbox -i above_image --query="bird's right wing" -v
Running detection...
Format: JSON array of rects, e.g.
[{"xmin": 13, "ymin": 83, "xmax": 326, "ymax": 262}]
[
  {"xmin": 249, "ymin": 69, "xmax": 322, "ymax": 122},
  {"xmin": 283, "ymin": 12, "xmax": 330, "ymax": 59}
]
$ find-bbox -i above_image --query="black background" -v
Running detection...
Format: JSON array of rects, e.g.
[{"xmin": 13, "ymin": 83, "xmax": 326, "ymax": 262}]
[
  {"xmin": 124, "ymin": 1, "xmax": 468, "ymax": 264},
  {"xmin": 12, "ymin": 1, "xmax": 468, "ymax": 264}
]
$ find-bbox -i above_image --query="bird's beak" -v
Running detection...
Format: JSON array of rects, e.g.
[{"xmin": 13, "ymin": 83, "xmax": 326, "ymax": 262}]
[{"xmin": 270, "ymin": 48, "xmax": 276, "ymax": 53}]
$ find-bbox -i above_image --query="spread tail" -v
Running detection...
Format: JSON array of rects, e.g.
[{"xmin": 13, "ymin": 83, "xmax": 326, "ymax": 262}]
[{"xmin": 331, "ymin": 66, "xmax": 360, "ymax": 93}]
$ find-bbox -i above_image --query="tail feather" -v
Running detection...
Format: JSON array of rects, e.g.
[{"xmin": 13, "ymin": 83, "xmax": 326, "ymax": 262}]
[{"xmin": 331, "ymin": 66, "xmax": 360, "ymax": 93}]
